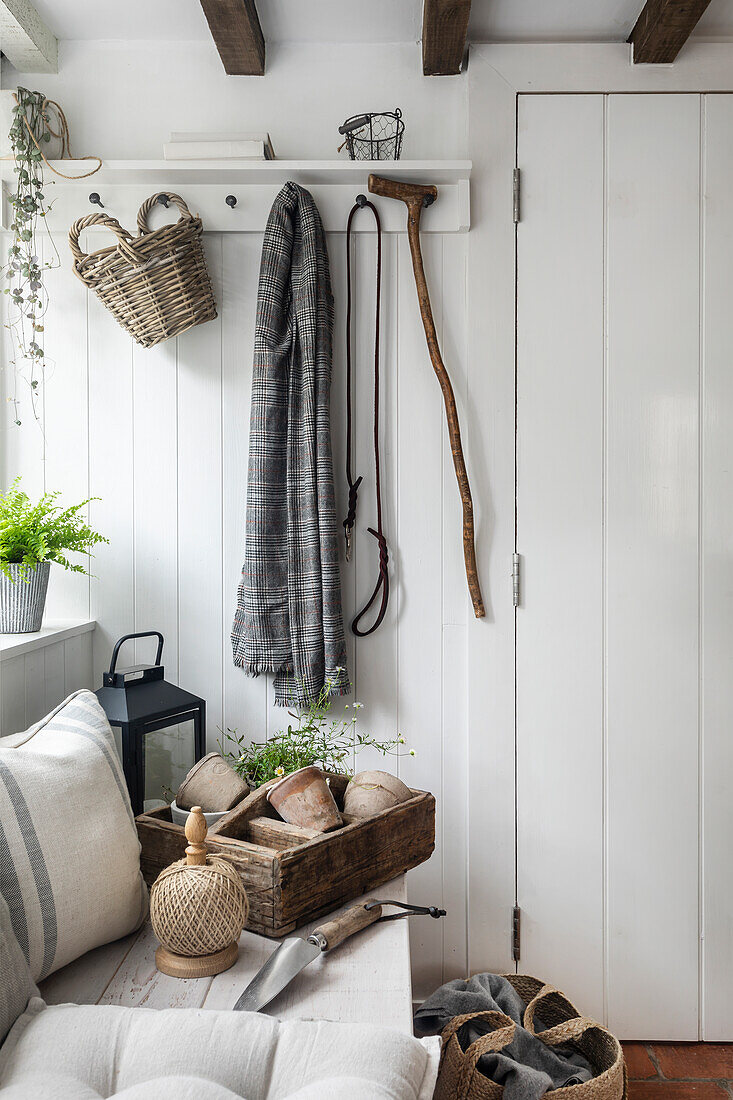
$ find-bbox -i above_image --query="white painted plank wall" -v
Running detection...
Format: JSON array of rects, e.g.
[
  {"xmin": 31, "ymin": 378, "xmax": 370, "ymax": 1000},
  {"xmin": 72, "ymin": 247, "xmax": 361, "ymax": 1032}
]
[
  {"xmin": 0, "ymin": 222, "xmax": 471, "ymax": 996},
  {"xmin": 0, "ymin": 629, "xmax": 94, "ymax": 734}
]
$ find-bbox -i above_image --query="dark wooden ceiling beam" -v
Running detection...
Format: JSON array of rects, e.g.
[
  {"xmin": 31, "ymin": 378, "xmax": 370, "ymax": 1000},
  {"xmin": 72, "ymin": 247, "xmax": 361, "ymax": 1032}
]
[
  {"xmin": 422, "ymin": 0, "xmax": 472, "ymax": 76},
  {"xmin": 199, "ymin": 0, "xmax": 265, "ymax": 76},
  {"xmin": 629, "ymin": 0, "xmax": 712, "ymax": 63}
]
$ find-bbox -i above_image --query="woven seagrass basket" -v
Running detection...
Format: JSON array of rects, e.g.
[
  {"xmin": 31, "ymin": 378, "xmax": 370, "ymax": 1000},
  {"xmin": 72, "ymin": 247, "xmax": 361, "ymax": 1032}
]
[
  {"xmin": 68, "ymin": 192, "xmax": 217, "ymax": 348},
  {"xmin": 433, "ymin": 975, "xmax": 627, "ymax": 1100}
]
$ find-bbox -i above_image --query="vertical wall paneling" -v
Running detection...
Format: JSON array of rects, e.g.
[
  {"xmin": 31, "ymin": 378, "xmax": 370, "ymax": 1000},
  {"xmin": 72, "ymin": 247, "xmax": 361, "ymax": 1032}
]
[
  {"xmin": 177, "ymin": 234, "xmax": 224, "ymax": 748},
  {"xmin": 326, "ymin": 229, "xmax": 357, "ymax": 766},
  {"xmin": 131, "ymin": 318, "xmax": 180, "ymax": 802},
  {"xmin": 605, "ymin": 94, "xmax": 700, "ymax": 1039},
  {"xmin": 397, "ymin": 233, "xmax": 446, "ymax": 998},
  {"xmin": 2, "ymin": 216, "xmax": 473, "ymax": 989},
  {"xmin": 221, "ymin": 232, "xmax": 268, "ymax": 749},
  {"xmin": 700, "ymin": 93, "xmax": 733, "ymax": 1041},
  {"xmin": 41, "ymin": 240, "xmax": 90, "ymax": 621},
  {"xmin": 0, "ymin": 631, "xmax": 94, "ymax": 740},
  {"xmin": 63, "ymin": 631, "xmax": 93, "ymax": 695},
  {"xmin": 349, "ymin": 229, "xmax": 400, "ymax": 767},
  {"xmin": 440, "ymin": 234, "xmax": 469, "ymax": 981},
  {"xmin": 23, "ymin": 647, "xmax": 46, "ymax": 729},
  {"xmin": 515, "ymin": 94, "xmax": 606, "ymax": 1021},
  {"xmin": 42, "ymin": 641, "xmax": 65, "ymax": 715},
  {"xmin": 1, "ymin": 656, "xmax": 27, "ymax": 734},
  {"xmin": 88, "ymin": 290, "xmax": 135, "ymax": 687},
  {"xmin": 132, "ymin": 333, "xmax": 179, "ymax": 672}
]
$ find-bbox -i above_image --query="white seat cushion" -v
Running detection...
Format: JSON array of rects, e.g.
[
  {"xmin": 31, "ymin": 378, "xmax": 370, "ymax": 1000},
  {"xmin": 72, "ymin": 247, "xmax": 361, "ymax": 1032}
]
[
  {"xmin": 0, "ymin": 1000, "xmax": 439, "ymax": 1100},
  {"xmin": 0, "ymin": 690, "xmax": 147, "ymax": 980}
]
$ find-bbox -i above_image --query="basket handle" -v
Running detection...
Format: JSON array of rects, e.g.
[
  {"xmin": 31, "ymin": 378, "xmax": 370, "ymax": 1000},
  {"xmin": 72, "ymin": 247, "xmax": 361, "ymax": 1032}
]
[
  {"xmin": 137, "ymin": 192, "xmax": 194, "ymax": 236},
  {"xmin": 68, "ymin": 212, "xmax": 142, "ymax": 267},
  {"xmin": 523, "ymin": 983, "xmax": 601, "ymax": 1045},
  {"xmin": 439, "ymin": 1010, "xmax": 516, "ymax": 1097}
]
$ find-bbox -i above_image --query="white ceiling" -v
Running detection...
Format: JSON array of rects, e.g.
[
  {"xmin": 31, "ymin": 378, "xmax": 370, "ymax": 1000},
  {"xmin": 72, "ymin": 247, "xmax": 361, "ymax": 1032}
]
[{"xmin": 27, "ymin": 0, "xmax": 733, "ymax": 45}]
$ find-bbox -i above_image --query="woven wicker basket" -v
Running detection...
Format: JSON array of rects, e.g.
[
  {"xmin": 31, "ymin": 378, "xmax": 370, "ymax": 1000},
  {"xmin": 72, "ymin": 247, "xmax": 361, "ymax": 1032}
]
[
  {"xmin": 433, "ymin": 976, "xmax": 627, "ymax": 1100},
  {"xmin": 68, "ymin": 192, "xmax": 217, "ymax": 348}
]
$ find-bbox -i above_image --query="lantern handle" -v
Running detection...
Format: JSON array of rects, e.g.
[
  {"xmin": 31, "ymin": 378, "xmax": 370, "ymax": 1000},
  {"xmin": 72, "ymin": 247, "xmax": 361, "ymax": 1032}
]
[{"xmin": 108, "ymin": 632, "xmax": 164, "ymax": 675}]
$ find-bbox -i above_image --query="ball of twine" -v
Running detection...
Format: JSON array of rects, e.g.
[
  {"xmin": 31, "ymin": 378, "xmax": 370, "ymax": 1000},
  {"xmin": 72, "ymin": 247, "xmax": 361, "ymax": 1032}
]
[{"xmin": 150, "ymin": 855, "xmax": 249, "ymax": 957}]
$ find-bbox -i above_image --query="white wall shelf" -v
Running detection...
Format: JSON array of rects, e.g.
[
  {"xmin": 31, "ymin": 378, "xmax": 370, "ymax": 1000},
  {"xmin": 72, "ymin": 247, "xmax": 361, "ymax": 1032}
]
[
  {"xmin": 0, "ymin": 158, "xmax": 472, "ymax": 186},
  {"xmin": 0, "ymin": 619, "xmax": 96, "ymax": 662},
  {"xmin": 0, "ymin": 160, "xmax": 472, "ymax": 233}
]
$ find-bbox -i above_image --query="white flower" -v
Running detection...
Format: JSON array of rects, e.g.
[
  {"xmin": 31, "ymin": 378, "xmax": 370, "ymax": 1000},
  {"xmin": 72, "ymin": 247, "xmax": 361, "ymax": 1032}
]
[
  {"xmin": 275, "ymin": 765, "xmax": 285, "ymax": 777},
  {"xmin": 398, "ymin": 736, "xmax": 405, "ymax": 744},
  {"xmin": 353, "ymin": 702, "xmax": 364, "ymax": 709},
  {"xmin": 409, "ymin": 749, "xmax": 416, "ymax": 756}
]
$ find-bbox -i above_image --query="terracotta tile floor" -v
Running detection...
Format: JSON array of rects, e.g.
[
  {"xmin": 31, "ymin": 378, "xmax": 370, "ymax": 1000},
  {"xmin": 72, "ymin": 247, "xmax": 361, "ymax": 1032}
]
[{"xmin": 624, "ymin": 1043, "xmax": 733, "ymax": 1098}]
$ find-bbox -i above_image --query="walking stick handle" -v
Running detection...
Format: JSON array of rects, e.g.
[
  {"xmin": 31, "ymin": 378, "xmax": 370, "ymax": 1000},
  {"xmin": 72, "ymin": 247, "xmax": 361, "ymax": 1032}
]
[{"xmin": 368, "ymin": 174, "xmax": 437, "ymax": 208}]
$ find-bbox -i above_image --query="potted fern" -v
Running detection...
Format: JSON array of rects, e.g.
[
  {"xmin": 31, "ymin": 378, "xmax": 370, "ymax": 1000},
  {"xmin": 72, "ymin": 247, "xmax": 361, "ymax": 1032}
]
[{"xmin": 0, "ymin": 479, "xmax": 108, "ymax": 632}]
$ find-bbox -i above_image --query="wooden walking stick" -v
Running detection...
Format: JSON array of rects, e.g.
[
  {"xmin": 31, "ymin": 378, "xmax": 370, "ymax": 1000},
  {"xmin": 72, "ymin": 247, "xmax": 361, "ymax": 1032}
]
[{"xmin": 368, "ymin": 174, "xmax": 485, "ymax": 618}]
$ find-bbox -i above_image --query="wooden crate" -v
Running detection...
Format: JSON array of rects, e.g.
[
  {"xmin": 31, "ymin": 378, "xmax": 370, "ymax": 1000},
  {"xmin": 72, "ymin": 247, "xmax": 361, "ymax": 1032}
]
[{"xmin": 136, "ymin": 775, "xmax": 435, "ymax": 938}]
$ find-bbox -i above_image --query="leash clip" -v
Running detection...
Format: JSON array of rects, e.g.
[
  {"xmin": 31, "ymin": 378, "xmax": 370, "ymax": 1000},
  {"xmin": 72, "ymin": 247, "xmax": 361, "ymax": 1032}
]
[{"xmin": 345, "ymin": 527, "xmax": 353, "ymax": 563}]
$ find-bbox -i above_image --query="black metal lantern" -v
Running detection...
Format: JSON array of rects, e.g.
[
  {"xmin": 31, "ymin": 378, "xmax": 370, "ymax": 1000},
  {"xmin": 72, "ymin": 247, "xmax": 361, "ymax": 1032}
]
[{"xmin": 96, "ymin": 631, "xmax": 206, "ymax": 816}]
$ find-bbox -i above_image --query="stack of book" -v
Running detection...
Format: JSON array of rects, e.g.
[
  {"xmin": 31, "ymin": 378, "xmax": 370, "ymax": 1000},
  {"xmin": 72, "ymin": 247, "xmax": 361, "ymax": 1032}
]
[{"xmin": 163, "ymin": 132, "xmax": 275, "ymax": 161}]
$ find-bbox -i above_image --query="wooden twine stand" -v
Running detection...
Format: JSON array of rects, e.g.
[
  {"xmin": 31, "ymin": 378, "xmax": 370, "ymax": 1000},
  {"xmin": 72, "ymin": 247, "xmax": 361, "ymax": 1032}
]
[
  {"xmin": 151, "ymin": 806, "xmax": 247, "ymax": 978},
  {"xmin": 368, "ymin": 174, "xmax": 485, "ymax": 619}
]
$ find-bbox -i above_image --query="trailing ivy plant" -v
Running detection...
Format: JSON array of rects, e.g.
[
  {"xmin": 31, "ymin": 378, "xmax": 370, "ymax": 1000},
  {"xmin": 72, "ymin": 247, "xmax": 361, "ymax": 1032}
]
[
  {"xmin": 0, "ymin": 478, "xmax": 108, "ymax": 581},
  {"xmin": 2, "ymin": 87, "xmax": 59, "ymax": 427}
]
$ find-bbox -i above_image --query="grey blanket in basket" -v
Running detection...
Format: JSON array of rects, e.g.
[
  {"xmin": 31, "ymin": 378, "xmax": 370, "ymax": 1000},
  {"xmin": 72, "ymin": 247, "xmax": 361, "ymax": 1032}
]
[{"xmin": 414, "ymin": 974, "xmax": 594, "ymax": 1100}]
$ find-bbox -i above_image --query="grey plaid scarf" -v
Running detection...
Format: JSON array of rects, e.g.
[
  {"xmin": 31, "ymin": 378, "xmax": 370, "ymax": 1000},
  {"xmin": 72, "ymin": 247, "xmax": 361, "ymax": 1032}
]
[{"xmin": 231, "ymin": 182, "xmax": 350, "ymax": 706}]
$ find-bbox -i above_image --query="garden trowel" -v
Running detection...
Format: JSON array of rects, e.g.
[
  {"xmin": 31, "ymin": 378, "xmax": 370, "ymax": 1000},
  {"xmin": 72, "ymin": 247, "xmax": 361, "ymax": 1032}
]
[{"xmin": 233, "ymin": 899, "xmax": 445, "ymax": 1013}]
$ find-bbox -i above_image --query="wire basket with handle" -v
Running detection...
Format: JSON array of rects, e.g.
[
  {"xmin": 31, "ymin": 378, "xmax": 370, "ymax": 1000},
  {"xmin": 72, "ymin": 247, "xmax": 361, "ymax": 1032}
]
[
  {"xmin": 68, "ymin": 192, "xmax": 217, "ymax": 348},
  {"xmin": 338, "ymin": 109, "xmax": 404, "ymax": 160}
]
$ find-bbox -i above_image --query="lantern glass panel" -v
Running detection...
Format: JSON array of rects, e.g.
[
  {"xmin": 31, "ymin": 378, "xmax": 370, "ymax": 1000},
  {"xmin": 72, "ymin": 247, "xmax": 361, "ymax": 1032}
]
[{"xmin": 143, "ymin": 719, "xmax": 195, "ymax": 810}]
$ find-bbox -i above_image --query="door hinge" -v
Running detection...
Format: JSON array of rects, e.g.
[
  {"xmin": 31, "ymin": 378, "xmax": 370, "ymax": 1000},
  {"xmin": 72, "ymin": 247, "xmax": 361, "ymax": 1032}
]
[
  {"xmin": 512, "ymin": 906, "xmax": 521, "ymax": 962},
  {"xmin": 513, "ymin": 168, "xmax": 521, "ymax": 223},
  {"xmin": 512, "ymin": 553, "xmax": 521, "ymax": 608}
]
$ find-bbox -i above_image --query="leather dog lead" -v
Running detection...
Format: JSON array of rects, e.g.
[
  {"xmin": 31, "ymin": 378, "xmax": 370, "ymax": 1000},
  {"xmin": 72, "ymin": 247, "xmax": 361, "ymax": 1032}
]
[{"xmin": 343, "ymin": 194, "xmax": 389, "ymax": 637}]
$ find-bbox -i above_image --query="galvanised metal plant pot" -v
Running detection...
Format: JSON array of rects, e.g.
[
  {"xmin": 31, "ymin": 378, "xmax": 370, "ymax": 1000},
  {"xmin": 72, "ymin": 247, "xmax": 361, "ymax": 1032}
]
[{"xmin": 0, "ymin": 562, "xmax": 50, "ymax": 633}]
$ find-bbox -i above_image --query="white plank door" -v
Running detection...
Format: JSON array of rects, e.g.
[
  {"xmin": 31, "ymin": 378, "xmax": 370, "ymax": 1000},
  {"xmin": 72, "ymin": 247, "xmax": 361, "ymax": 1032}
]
[
  {"xmin": 516, "ymin": 93, "xmax": 702, "ymax": 1039},
  {"xmin": 515, "ymin": 93, "xmax": 606, "ymax": 1023}
]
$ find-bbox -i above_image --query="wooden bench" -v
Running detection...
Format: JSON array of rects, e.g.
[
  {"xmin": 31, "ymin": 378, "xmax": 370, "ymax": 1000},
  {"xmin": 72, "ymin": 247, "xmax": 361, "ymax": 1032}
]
[{"xmin": 40, "ymin": 876, "xmax": 414, "ymax": 1032}]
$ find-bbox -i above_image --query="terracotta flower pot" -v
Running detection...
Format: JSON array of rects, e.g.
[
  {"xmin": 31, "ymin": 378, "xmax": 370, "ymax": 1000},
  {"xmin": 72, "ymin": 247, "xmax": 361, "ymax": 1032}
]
[
  {"xmin": 343, "ymin": 770, "xmax": 412, "ymax": 818},
  {"xmin": 267, "ymin": 766, "xmax": 342, "ymax": 833},
  {"xmin": 176, "ymin": 753, "xmax": 249, "ymax": 813}
]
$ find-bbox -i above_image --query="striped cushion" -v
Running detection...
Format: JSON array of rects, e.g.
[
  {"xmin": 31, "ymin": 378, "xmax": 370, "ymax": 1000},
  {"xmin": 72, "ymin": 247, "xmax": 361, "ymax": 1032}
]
[
  {"xmin": 0, "ymin": 690, "xmax": 148, "ymax": 981},
  {"xmin": 0, "ymin": 891, "xmax": 37, "ymax": 1044}
]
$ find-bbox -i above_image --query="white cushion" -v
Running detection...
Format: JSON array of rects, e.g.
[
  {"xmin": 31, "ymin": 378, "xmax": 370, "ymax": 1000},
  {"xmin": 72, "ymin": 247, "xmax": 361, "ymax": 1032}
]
[
  {"xmin": 0, "ymin": 893, "xmax": 37, "ymax": 1043},
  {"xmin": 0, "ymin": 690, "xmax": 147, "ymax": 981},
  {"xmin": 0, "ymin": 1000, "xmax": 439, "ymax": 1100}
]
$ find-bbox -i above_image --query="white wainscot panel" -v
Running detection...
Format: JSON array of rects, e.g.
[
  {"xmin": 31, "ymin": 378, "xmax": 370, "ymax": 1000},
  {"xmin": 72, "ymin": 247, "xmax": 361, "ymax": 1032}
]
[{"xmin": 0, "ymin": 621, "xmax": 96, "ymax": 737}]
